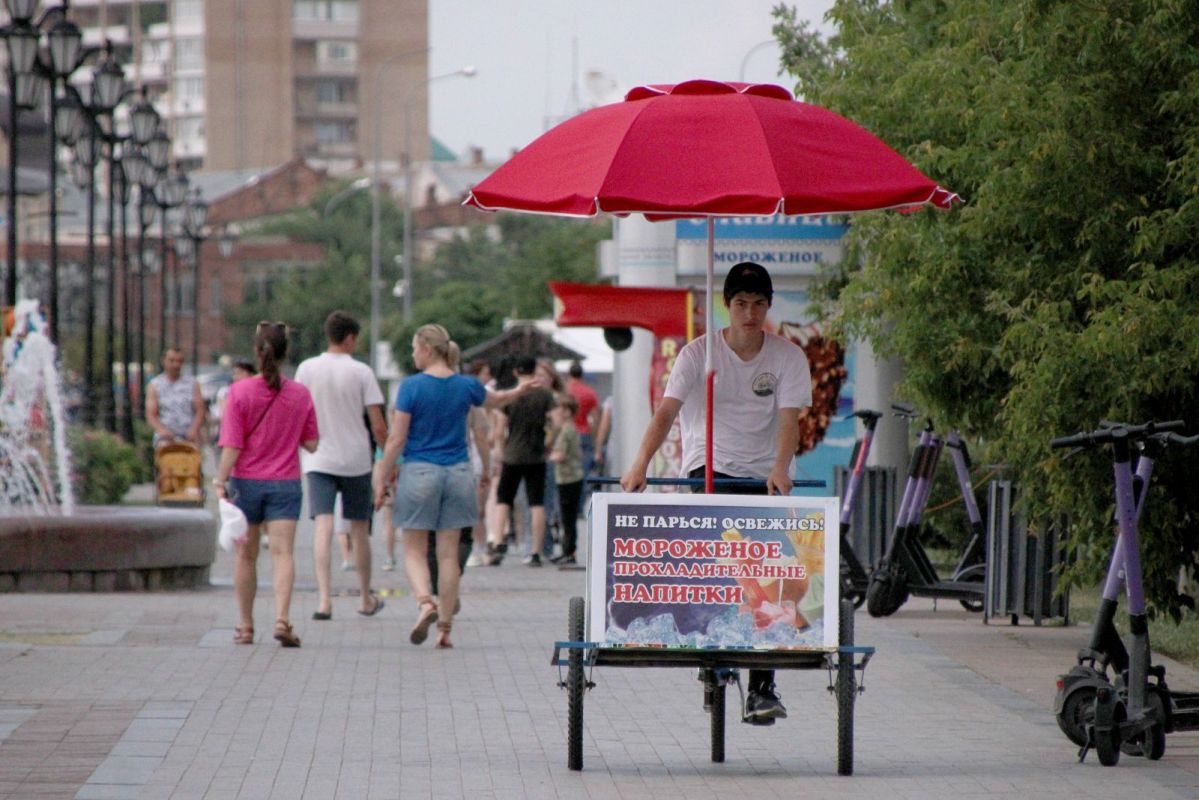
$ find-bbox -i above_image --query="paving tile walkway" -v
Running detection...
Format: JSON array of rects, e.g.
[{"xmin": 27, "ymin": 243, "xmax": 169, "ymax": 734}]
[{"xmin": 0, "ymin": 497, "xmax": 1197, "ymax": 798}]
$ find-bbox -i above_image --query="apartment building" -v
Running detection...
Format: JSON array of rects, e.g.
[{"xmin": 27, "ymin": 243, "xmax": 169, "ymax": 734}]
[{"xmin": 66, "ymin": 0, "xmax": 428, "ymax": 174}]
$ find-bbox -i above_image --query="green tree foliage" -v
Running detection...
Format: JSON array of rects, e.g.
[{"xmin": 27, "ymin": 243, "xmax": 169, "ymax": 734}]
[
  {"xmin": 224, "ymin": 186, "xmax": 400, "ymax": 364},
  {"xmin": 774, "ymin": 0, "xmax": 1199, "ymax": 614},
  {"xmin": 391, "ymin": 213, "xmax": 610, "ymax": 372}
]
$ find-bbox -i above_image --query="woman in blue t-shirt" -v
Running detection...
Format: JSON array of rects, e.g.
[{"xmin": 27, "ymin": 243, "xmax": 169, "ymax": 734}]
[{"xmin": 373, "ymin": 323, "xmax": 542, "ymax": 648}]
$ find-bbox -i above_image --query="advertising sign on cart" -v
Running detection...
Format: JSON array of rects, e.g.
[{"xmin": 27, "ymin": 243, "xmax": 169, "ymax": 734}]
[{"xmin": 588, "ymin": 493, "xmax": 840, "ymax": 650}]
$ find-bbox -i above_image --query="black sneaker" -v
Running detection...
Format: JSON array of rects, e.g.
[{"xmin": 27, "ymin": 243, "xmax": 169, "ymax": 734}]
[
  {"xmin": 523, "ymin": 553, "xmax": 542, "ymax": 567},
  {"xmin": 486, "ymin": 542, "xmax": 507, "ymax": 566},
  {"xmin": 745, "ymin": 685, "xmax": 787, "ymax": 725}
]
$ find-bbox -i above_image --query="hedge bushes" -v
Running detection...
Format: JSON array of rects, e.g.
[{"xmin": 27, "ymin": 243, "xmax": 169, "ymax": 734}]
[{"xmin": 70, "ymin": 428, "xmax": 143, "ymax": 505}]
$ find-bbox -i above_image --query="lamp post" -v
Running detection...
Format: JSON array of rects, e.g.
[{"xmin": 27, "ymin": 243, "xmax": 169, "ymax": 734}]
[
  {"xmin": 183, "ymin": 187, "xmax": 206, "ymax": 374},
  {"xmin": 1, "ymin": 0, "xmax": 40, "ymax": 306},
  {"xmin": 400, "ymin": 66, "xmax": 476, "ymax": 326},
  {"xmin": 364, "ymin": 47, "xmax": 428, "ymax": 371},
  {"xmin": 158, "ymin": 169, "xmax": 187, "ymax": 354},
  {"xmin": 89, "ymin": 41, "xmax": 127, "ymax": 433},
  {"xmin": 42, "ymin": 3, "xmax": 85, "ymax": 342},
  {"xmin": 71, "ymin": 115, "xmax": 98, "ymax": 425}
]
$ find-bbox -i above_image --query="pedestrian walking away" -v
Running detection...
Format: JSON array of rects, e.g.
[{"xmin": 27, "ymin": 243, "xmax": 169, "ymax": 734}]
[
  {"xmin": 621, "ymin": 262, "xmax": 812, "ymax": 725},
  {"xmin": 296, "ymin": 311, "xmax": 388, "ymax": 620},
  {"xmin": 490, "ymin": 356, "xmax": 557, "ymax": 567},
  {"xmin": 548, "ymin": 392, "xmax": 584, "ymax": 566},
  {"xmin": 214, "ymin": 322, "xmax": 319, "ymax": 649},
  {"xmin": 373, "ymin": 324, "xmax": 546, "ymax": 649}
]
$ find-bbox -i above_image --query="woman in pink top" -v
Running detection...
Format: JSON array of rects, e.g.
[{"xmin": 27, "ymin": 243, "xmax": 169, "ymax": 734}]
[{"xmin": 214, "ymin": 322, "xmax": 319, "ymax": 648}]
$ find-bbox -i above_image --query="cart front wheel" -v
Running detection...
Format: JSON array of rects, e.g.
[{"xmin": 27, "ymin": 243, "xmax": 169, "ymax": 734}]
[
  {"xmin": 567, "ymin": 596, "xmax": 585, "ymax": 771},
  {"xmin": 709, "ymin": 674, "xmax": 725, "ymax": 763},
  {"xmin": 836, "ymin": 597, "xmax": 856, "ymax": 776}
]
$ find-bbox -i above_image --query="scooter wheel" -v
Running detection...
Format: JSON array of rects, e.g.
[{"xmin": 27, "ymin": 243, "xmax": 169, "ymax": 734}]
[
  {"xmin": 866, "ymin": 563, "xmax": 908, "ymax": 618},
  {"xmin": 954, "ymin": 563, "xmax": 986, "ymax": 613},
  {"xmin": 1123, "ymin": 691, "xmax": 1167, "ymax": 760},
  {"xmin": 1095, "ymin": 699, "xmax": 1125, "ymax": 767},
  {"xmin": 1056, "ymin": 685, "xmax": 1097, "ymax": 748}
]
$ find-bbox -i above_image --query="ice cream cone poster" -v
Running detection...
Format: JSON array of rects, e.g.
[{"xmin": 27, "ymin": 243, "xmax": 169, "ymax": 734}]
[{"xmin": 588, "ymin": 493, "xmax": 839, "ymax": 650}]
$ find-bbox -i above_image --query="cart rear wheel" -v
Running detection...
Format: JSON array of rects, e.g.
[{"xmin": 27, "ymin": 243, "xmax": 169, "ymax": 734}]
[
  {"xmin": 836, "ymin": 597, "xmax": 855, "ymax": 776},
  {"xmin": 567, "ymin": 596, "xmax": 585, "ymax": 771},
  {"xmin": 709, "ymin": 677, "xmax": 725, "ymax": 763}
]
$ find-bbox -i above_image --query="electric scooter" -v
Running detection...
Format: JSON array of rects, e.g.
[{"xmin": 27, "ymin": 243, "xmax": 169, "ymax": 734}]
[
  {"xmin": 838, "ymin": 408, "xmax": 884, "ymax": 608},
  {"xmin": 1051, "ymin": 419, "xmax": 1199, "ymax": 766},
  {"xmin": 865, "ymin": 405, "xmax": 987, "ymax": 617}
]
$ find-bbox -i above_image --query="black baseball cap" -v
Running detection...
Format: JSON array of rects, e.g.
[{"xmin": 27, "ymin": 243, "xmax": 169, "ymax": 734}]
[{"xmin": 722, "ymin": 261, "xmax": 773, "ymax": 304}]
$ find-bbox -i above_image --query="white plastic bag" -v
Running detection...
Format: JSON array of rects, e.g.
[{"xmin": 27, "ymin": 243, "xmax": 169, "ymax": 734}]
[{"xmin": 218, "ymin": 498, "xmax": 248, "ymax": 552}]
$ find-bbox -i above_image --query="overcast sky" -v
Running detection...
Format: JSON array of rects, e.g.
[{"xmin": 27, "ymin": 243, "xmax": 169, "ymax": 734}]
[{"xmin": 428, "ymin": 0, "xmax": 836, "ymax": 161}]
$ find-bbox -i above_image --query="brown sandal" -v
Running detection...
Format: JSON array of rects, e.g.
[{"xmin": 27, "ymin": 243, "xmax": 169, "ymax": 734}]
[
  {"xmin": 273, "ymin": 619, "xmax": 301, "ymax": 648},
  {"xmin": 233, "ymin": 626, "xmax": 254, "ymax": 645},
  {"xmin": 436, "ymin": 620, "xmax": 453, "ymax": 649},
  {"xmin": 410, "ymin": 597, "xmax": 438, "ymax": 645}
]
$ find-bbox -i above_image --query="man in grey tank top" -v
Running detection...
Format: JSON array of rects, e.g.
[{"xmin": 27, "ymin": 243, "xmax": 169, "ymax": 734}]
[{"xmin": 146, "ymin": 347, "xmax": 206, "ymax": 448}]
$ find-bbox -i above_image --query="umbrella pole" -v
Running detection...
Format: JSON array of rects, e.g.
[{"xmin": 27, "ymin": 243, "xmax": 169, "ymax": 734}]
[{"xmin": 705, "ymin": 217, "xmax": 715, "ymax": 495}]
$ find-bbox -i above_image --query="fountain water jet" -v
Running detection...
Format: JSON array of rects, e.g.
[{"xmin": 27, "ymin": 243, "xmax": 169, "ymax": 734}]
[{"xmin": 1, "ymin": 301, "xmax": 214, "ymax": 592}]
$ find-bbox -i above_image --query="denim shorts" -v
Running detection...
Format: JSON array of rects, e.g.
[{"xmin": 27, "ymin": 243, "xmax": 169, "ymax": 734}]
[
  {"xmin": 393, "ymin": 461, "xmax": 476, "ymax": 532},
  {"xmin": 306, "ymin": 471, "xmax": 373, "ymax": 521},
  {"xmin": 228, "ymin": 478, "xmax": 304, "ymax": 525}
]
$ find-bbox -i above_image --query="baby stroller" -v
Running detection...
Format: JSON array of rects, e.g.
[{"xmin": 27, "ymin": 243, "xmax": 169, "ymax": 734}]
[{"xmin": 155, "ymin": 441, "xmax": 205, "ymax": 506}]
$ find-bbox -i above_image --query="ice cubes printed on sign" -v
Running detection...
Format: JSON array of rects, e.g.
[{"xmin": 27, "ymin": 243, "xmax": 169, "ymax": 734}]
[{"xmin": 604, "ymin": 607, "xmax": 825, "ymax": 649}]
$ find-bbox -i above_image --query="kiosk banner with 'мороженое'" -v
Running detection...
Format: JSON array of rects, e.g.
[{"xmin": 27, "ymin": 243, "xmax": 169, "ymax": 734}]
[{"xmin": 587, "ymin": 493, "xmax": 839, "ymax": 650}]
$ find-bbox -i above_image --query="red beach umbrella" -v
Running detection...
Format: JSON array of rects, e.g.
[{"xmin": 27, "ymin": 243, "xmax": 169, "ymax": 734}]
[{"xmin": 465, "ymin": 79, "xmax": 958, "ymax": 491}]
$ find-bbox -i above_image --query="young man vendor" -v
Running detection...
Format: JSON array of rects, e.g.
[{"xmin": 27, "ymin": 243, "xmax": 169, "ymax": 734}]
[{"xmin": 621, "ymin": 261, "xmax": 813, "ymax": 724}]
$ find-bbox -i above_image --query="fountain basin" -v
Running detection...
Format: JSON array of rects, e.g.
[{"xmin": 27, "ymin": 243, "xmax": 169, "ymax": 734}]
[{"xmin": 0, "ymin": 506, "xmax": 216, "ymax": 591}]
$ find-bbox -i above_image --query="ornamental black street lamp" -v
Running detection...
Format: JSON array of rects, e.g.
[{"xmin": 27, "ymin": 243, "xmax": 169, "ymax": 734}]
[
  {"xmin": 183, "ymin": 187, "xmax": 207, "ymax": 374},
  {"xmin": 120, "ymin": 143, "xmax": 152, "ymax": 417},
  {"xmin": 2, "ymin": 0, "xmax": 40, "ymax": 307},
  {"xmin": 153, "ymin": 166, "xmax": 187, "ymax": 362},
  {"xmin": 42, "ymin": 4, "xmax": 86, "ymax": 343},
  {"xmin": 89, "ymin": 42, "xmax": 126, "ymax": 433},
  {"xmin": 70, "ymin": 114, "xmax": 99, "ymax": 425}
]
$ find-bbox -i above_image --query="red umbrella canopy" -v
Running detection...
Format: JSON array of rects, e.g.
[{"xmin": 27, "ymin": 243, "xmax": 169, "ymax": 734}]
[{"xmin": 465, "ymin": 79, "xmax": 958, "ymax": 218}]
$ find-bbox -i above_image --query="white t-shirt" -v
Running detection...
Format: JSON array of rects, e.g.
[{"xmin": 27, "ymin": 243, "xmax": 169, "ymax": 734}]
[
  {"xmin": 664, "ymin": 329, "xmax": 812, "ymax": 479},
  {"xmin": 295, "ymin": 351, "xmax": 385, "ymax": 476}
]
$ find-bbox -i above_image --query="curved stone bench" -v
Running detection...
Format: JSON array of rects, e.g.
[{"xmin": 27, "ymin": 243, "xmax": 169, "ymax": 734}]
[{"xmin": 0, "ymin": 506, "xmax": 216, "ymax": 591}]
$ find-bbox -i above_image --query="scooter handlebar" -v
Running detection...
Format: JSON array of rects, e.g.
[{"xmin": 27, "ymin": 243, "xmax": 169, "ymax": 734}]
[{"xmin": 1050, "ymin": 419, "xmax": 1187, "ymax": 450}]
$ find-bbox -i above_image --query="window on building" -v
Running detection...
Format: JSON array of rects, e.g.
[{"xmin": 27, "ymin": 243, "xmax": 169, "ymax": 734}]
[
  {"xmin": 177, "ymin": 116, "xmax": 205, "ymax": 142},
  {"xmin": 176, "ymin": 38, "xmax": 203, "ymax": 70},
  {"xmin": 209, "ymin": 276, "xmax": 221, "ymax": 316},
  {"xmin": 176, "ymin": 77, "xmax": 205, "ymax": 101},
  {"xmin": 174, "ymin": 0, "xmax": 203, "ymax": 24},
  {"xmin": 294, "ymin": 1, "xmax": 358, "ymax": 22},
  {"xmin": 316, "ymin": 40, "xmax": 357, "ymax": 65},
  {"xmin": 314, "ymin": 120, "xmax": 354, "ymax": 144},
  {"xmin": 315, "ymin": 80, "xmax": 351, "ymax": 104}
]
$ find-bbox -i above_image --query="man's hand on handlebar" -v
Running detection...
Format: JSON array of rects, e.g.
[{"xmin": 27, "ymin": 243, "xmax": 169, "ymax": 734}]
[{"xmin": 620, "ymin": 467, "xmax": 647, "ymax": 493}]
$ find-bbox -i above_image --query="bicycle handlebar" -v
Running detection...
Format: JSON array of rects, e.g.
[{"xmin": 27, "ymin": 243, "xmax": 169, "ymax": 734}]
[{"xmin": 1050, "ymin": 420, "xmax": 1187, "ymax": 450}]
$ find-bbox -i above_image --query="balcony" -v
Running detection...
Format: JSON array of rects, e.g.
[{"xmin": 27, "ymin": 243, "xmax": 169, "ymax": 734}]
[{"xmin": 293, "ymin": 19, "xmax": 357, "ymax": 40}]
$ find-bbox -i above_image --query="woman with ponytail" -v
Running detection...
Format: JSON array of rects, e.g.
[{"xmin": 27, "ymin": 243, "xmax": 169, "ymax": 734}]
[
  {"xmin": 373, "ymin": 323, "xmax": 544, "ymax": 649},
  {"xmin": 214, "ymin": 322, "xmax": 320, "ymax": 648}
]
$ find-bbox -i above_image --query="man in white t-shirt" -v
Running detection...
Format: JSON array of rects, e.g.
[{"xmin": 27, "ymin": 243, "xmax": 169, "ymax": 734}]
[
  {"xmin": 296, "ymin": 311, "xmax": 389, "ymax": 619},
  {"xmin": 622, "ymin": 262, "xmax": 812, "ymax": 726}
]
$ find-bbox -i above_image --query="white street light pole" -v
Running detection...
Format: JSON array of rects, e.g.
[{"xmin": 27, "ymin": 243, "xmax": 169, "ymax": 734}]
[
  {"xmin": 369, "ymin": 47, "xmax": 426, "ymax": 372},
  {"xmin": 401, "ymin": 66, "xmax": 476, "ymax": 326},
  {"xmin": 739, "ymin": 39, "xmax": 776, "ymax": 81}
]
